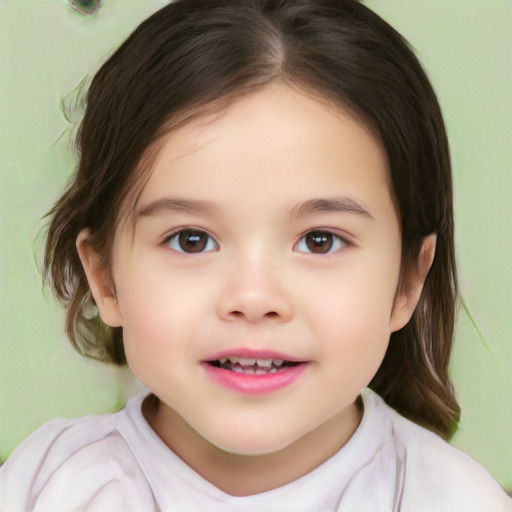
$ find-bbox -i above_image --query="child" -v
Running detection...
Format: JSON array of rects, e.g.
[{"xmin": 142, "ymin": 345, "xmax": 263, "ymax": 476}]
[{"xmin": 1, "ymin": 0, "xmax": 510, "ymax": 510}]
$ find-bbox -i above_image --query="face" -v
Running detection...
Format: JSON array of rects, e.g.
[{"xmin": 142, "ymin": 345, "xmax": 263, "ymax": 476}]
[{"xmin": 80, "ymin": 84, "xmax": 425, "ymax": 463}]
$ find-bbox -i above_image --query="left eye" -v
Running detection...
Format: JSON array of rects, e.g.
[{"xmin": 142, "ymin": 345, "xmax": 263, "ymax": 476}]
[
  {"xmin": 165, "ymin": 229, "xmax": 218, "ymax": 254},
  {"xmin": 295, "ymin": 230, "xmax": 347, "ymax": 255}
]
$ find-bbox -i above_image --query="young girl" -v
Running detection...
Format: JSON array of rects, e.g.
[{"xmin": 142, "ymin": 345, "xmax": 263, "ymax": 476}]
[{"xmin": 1, "ymin": 0, "xmax": 510, "ymax": 510}]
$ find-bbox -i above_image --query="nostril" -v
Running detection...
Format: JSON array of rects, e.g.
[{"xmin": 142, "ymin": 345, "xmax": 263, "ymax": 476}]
[{"xmin": 229, "ymin": 310, "xmax": 279, "ymax": 319}]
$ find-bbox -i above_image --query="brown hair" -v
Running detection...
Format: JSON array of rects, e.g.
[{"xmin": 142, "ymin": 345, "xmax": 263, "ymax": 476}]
[{"xmin": 44, "ymin": 0, "xmax": 459, "ymax": 438}]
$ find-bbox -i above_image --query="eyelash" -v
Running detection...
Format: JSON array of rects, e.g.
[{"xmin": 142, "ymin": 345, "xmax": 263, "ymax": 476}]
[
  {"xmin": 163, "ymin": 228, "xmax": 349, "ymax": 255},
  {"xmin": 164, "ymin": 229, "xmax": 219, "ymax": 254},
  {"xmin": 294, "ymin": 230, "xmax": 349, "ymax": 255}
]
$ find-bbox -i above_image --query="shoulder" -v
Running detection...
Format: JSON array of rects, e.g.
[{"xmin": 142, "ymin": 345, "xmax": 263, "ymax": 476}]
[
  {"xmin": 0, "ymin": 406, "xmax": 156, "ymax": 512},
  {"xmin": 382, "ymin": 401, "xmax": 512, "ymax": 512}
]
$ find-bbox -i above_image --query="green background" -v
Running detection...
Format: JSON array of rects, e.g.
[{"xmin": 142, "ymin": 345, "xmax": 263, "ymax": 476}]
[{"xmin": 1, "ymin": 0, "xmax": 511, "ymax": 490}]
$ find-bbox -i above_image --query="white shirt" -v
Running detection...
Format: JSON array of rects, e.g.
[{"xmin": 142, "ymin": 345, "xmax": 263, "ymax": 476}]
[{"xmin": 1, "ymin": 389, "xmax": 510, "ymax": 512}]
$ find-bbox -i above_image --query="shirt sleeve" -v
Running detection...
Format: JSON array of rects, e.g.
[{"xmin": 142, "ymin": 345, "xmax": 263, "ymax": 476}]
[
  {"xmin": 400, "ymin": 428, "xmax": 512, "ymax": 512},
  {"xmin": 0, "ymin": 417, "xmax": 157, "ymax": 512}
]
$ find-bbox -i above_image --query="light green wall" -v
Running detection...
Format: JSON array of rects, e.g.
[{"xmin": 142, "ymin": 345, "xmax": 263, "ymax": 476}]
[
  {"xmin": 366, "ymin": 0, "xmax": 512, "ymax": 490},
  {"xmin": 1, "ymin": 0, "xmax": 511, "ymax": 490}
]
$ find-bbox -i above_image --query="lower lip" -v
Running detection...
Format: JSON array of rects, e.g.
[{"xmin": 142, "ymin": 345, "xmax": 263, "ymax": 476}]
[{"xmin": 202, "ymin": 363, "xmax": 309, "ymax": 395}]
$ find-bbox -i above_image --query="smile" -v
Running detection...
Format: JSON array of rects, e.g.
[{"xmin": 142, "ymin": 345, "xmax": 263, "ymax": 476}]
[
  {"xmin": 210, "ymin": 356, "xmax": 296, "ymax": 374},
  {"xmin": 203, "ymin": 351, "xmax": 309, "ymax": 395}
]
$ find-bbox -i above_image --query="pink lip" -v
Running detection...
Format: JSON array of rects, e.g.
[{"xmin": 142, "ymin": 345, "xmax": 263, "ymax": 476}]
[
  {"xmin": 202, "ymin": 362, "xmax": 309, "ymax": 395},
  {"xmin": 202, "ymin": 348, "xmax": 309, "ymax": 395}
]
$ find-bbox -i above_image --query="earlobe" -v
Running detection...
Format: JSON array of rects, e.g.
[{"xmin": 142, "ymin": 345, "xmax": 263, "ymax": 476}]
[
  {"xmin": 390, "ymin": 233, "xmax": 437, "ymax": 332},
  {"xmin": 76, "ymin": 229, "xmax": 123, "ymax": 327}
]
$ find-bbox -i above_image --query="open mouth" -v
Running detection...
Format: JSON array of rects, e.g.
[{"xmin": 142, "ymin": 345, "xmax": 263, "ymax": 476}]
[
  {"xmin": 203, "ymin": 354, "xmax": 309, "ymax": 394},
  {"xmin": 207, "ymin": 356, "xmax": 301, "ymax": 375}
]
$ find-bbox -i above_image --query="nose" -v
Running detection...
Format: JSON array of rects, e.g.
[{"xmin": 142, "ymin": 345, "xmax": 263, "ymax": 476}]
[{"xmin": 216, "ymin": 253, "xmax": 293, "ymax": 324}]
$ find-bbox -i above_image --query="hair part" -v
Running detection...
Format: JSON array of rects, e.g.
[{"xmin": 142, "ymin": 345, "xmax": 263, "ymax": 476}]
[{"xmin": 44, "ymin": 0, "xmax": 460, "ymax": 438}]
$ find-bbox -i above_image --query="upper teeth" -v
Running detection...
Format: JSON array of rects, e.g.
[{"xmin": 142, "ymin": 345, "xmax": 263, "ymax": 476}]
[{"xmin": 219, "ymin": 356, "xmax": 284, "ymax": 367}]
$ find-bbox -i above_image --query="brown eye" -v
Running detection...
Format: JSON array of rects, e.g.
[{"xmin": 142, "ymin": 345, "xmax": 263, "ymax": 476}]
[
  {"xmin": 295, "ymin": 231, "xmax": 346, "ymax": 254},
  {"xmin": 166, "ymin": 229, "xmax": 217, "ymax": 253},
  {"xmin": 305, "ymin": 231, "xmax": 333, "ymax": 253}
]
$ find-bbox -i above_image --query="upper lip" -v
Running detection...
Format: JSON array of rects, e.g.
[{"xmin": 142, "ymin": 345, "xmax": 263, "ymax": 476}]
[{"xmin": 204, "ymin": 348, "xmax": 306, "ymax": 363}]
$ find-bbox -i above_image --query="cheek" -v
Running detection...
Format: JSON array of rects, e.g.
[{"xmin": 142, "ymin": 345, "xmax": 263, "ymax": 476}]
[
  {"xmin": 304, "ymin": 256, "xmax": 400, "ymax": 368},
  {"xmin": 116, "ymin": 257, "xmax": 198, "ymax": 325},
  {"xmin": 114, "ymin": 269, "xmax": 177, "ymax": 360},
  {"xmin": 114, "ymin": 263, "xmax": 214, "ymax": 369},
  {"xmin": 310, "ymin": 255, "xmax": 399, "ymax": 323}
]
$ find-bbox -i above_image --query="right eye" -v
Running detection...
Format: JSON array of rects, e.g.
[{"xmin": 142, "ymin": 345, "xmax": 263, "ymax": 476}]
[{"xmin": 164, "ymin": 229, "xmax": 218, "ymax": 254}]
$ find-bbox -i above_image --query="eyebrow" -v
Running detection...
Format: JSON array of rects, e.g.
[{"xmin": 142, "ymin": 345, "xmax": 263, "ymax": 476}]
[
  {"xmin": 288, "ymin": 196, "xmax": 374, "ymax": 220},
  {"xmin": 136, "ymin": 197, "xmax": 218, "ymax": 218},
  {"xmin": 135, "ymin": 195, "xmax": 373, "ymax": 221}
]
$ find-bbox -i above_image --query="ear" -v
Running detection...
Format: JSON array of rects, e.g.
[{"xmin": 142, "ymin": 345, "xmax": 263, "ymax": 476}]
[
  {"xmin": 76, "ymin": 229, "xmax": 123, "ymax": 327},
  {"xmin": 389, "ymin": 233, "xmax": 437, "ymax": 332}
]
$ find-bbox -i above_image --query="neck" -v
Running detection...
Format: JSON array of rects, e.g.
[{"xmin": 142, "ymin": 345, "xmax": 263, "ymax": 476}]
[{"xmin": 144, "ymin": 396, "xmax": 363, "ymax": 497}]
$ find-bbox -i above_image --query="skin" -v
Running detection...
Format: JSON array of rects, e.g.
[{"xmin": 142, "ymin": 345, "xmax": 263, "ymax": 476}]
[{"xmin": 77, "ymin": 83, "xmax": 436, "ymax": 496}]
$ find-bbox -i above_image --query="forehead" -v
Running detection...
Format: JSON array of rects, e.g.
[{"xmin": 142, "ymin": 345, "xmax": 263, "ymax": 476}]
[{"xmin": 122, "ymin": 83, "xmax": 394, "ymax": 230}]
